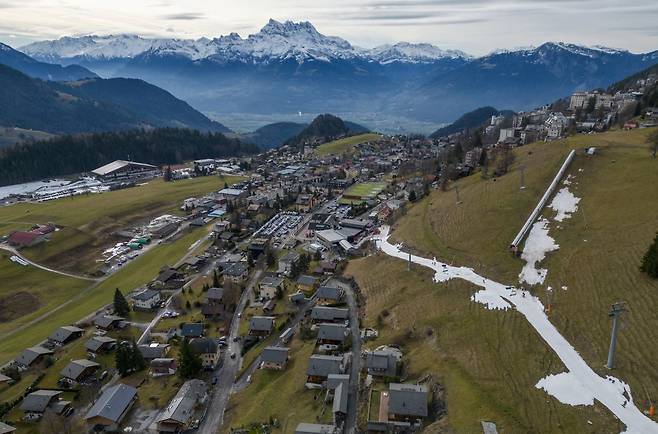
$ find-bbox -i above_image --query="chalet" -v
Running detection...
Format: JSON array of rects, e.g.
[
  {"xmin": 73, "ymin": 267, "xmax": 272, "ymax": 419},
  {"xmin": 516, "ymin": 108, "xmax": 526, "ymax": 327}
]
[
  {"xmin": 94, "ymin": 315, "xmax": 125, "ymax": 330},
  {"xmin": 387, "ymin": 383, "xmax": 428, "ymax": 422},
  {"xmin": 0, "ymin": 374, "xmax": 11, "ymax": 385},
  {"xmin": 289, "ymin": 291, "xmax": 306, "ymax": 304},
  {"xmin": 20, "ymin": 390, "xmax": 70, "ymax": 420},
  {"xmin": 296, "ymin": 275, "xmax": 317, "ymax": 293},
  {"xmin": 189, "ymin": 338, "xmax": 221, "ymax": 369},
  {"xmin": 248, "ymin": 316, "xmax": 275, "ymax": 337},
  {"xmin": 150, "ymin": 358, "xmax": 177, "ymax": 377},
  {"xmin": 201, "ymin": 304, "xmax": 225, "ymax": 321},
  {"xmin": 306, "ymin": 355, "xmax": 345, "ymax": 389},
  {"xmin": 60, "ymin": 359, "xmax": 100, "ymax": 385},
  {"xmin": 85, "ymin": 336, "xmax": 117, "ymax": 354},
  {"xmin": 315, "ymin": 286, "xmax": 344, "ymax": 305},
  {"xmin": 311, "ymin": 306, "xmax": 349, "ymax": 324},
  {"xmin": 48, "ymin": 325, "xmax": 84, "ymax": 345},
  {"xmin": 248, "ymin": 238, "xmax": 269, "ymax": 258},
  {"xmin": 138, "ymin": 343, "xmax": 170, "ymax": 361},
  {"xmin": 205, "ymin": 287, "xmax": 225, "ymax": 306},
  {"xmin": 294, "ymin": 423, "xmax": 336, "ymax": 434},
  {"xmin": 259, "ymin": 276, "xmax": 284, "ymax": 300},
  {"xmin": 132, "ymin": 289, "xmax": 161, "ymax": 311},
  {"xmin": 260, "ymin": 346, "xmax": 289, "ymax": 370},
  {"xmin": 180, "ymin": 323, "xmax": 205, "ymax": 338},
  {"xmin": 14, "ymin": 346, "xmax": 54, "ymax": 368},
  {"xmin": 85, "ymin": 384, "xmax": 137, "ymax": 431},
  {"xmin": 156, "ymin": 379, "xmax": 207, "ymax": 433},
  {"xmin": 151, "ymin": 222, "xmax": 179, "ymax": 239},
  {"xmin": 278, "ymin": 251, "xmax": 301, "ymax": 276},
  {"xmin": 223, "ymin": 262, "xmax": 249, "ymax": 284},
  {"xmin": 217, "ymin": 188, "xmax": 248, "ymax": 204},
  {"xmin": 0, "ymin": 422, "xmax": 16, "ymax": 434},
  {"xmin": 317, "ymin": 323, "xmax": 350, "ymax": 345},
  {"xmin": 295, "ymin": 194, "xmax": 315, "ymax": 213},
  {"xmin": 365, "ymin": 348, "xmax": 401, "ymax": 378}
]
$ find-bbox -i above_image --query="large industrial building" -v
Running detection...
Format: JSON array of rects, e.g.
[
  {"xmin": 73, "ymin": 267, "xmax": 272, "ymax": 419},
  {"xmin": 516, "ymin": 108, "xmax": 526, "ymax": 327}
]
[{"xmin": 91, "ymin": 160, "xmax": 159, "ymax": 182}]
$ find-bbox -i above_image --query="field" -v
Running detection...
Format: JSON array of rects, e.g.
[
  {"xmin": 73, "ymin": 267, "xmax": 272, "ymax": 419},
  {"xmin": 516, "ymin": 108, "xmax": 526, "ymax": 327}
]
[
  {"xmin": 0, "ymin": 175, "xmax": 241, "ymax": 274},
  {"xmin": 221, "ymin": 337, "xmax": 334, "ymax": 433},
  {"xmin": 0, "ymin": 225, "xmax": 211, "ymax": 365},
  {"xmin": 314, "ymin": 133, "xmax": 382, "ymax": 156},
  {"xmin": 348, "ymin": 128, "xmax": 658, "ymax": 433},
  {"xmin": 339, "ymin": 181, "xmax": 387, "ymax": 205}
]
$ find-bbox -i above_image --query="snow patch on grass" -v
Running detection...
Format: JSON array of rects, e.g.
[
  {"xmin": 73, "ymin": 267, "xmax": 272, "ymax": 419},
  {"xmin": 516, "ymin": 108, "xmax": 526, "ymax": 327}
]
[
  {"xmin": 536, "ymin": 372, "xmax": 595, "ymax": 406},
  {"xmin": 519, "ymin": 218, "xmax": 559, "ymax": 285},
  {"xmin": 550, "ymin": 187, "xmax": 581, "ymax": 222}
]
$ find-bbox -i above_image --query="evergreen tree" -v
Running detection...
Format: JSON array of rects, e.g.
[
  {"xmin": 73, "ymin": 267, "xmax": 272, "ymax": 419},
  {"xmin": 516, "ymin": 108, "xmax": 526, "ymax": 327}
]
[
  {"xmin": 115, "ymin": 345, "xmax": 130, "ymax": 376},
  {"xmin": 178, "ymin": 339, "xmax": 202, "ymax": 379},
  {"xmin": 266, "ymin": 248, "xmax": 276, "ymax": 267},
  {"xmin": 113, "ymin": 288, "xmax": 130, "ymax": 316},
  {"xmin": 640, "ymin": 233, "xmax": 658, "ymax": 278},
  {"xmin": 212, "ymin": 269, "xmax": 221, "ymax": 288},
  {"xmin": 130, "ymin": 340, "xmax": 146, "ymax": 372},
  {"xmin": 163, "ymin": 165, "xmax": 173, "ymax": 182},
  {"xmin": 409, "ymin": 190, "xmax": 417, "ymax": 202}
]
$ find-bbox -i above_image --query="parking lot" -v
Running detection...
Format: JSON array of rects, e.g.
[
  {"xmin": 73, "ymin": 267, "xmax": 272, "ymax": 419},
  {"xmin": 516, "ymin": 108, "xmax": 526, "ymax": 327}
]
[{"xmin": 254, "ymin": 212, "xmax": 304, "ymax": 241}]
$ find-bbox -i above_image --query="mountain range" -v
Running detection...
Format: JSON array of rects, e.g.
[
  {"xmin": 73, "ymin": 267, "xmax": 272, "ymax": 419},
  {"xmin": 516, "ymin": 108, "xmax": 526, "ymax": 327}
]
[{"xmin": 19, "ymin": 20, "xmax": 658, "ymax": 129}]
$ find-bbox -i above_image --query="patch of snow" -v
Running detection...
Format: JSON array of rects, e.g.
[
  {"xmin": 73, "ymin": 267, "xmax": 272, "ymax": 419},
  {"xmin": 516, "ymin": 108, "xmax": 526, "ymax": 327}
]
[
  {"xmin": 549, "ymin": 187, "xmax": 581, "ymax": 222},
  {"xmin": 519, "ymin": 219, "xmax": 559, "ymax": 285},
  {"xmin": 536, "ymin": 372, "xmax": 595, "ymax": 406},
  {"xmin": 471, "ymin": 289, "xmax": 511, "ymax": 310},
  {"xmin": 374, "ymin": 226, "xmax": 658, "ymax": 434}
]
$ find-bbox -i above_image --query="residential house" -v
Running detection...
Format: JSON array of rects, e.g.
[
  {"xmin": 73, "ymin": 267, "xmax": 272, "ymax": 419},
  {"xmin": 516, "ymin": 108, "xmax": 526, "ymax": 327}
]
[
  {"xmin": 289, "ymin": 292, "xmax": 306, "ymax": 304},
  {"xmin": 201, "ymin": 304, "xmax": 225, "ymax": 321},
  {"xmin": 0, "ymin": 422, "xmax": 16, "ymax": 434},
  {"xmin": 94, "ymin": 315, "xmax": 125, "ymax": 331},
  {"xmin": 48, "ymin": 325, "xmax": 84, "ymax": 345},
  {"xmin": 85, "ymin": 336, "xmax": 117, "ymax": 354},
  {"xmin": 20, "ymin": 390, "xmax": 70, "ymax": 420},
  {"xmin": 544, "ymin": 113, "xmax": 570, "ymax": 139},
  {"xmin": 248, "ymin": 316, "xmax": 275, "ymax": 337},
  {"xmin": 317, "ymin": 323, "xmax": 350, "ymax": 346},
  {"xmin": 387, "ymin": 383, "xmax": 428, "ymax": 422},
  {"xmin": 365, "ymin": 348, "xmax": 401, "ymax": 378},
  {"xmin": 315, "ymin": 286, "xmax": 344, "ymax": 305},
  {"xmin": 294, "ymin": 423, "xmax": 336, "ymax": 434},
  {"xmin": 296, "ymin": 275, "xmax": 317, "ymax": 293},
  {"xmin": 138, "ymin": 343, "xmax": 170, "ymax": 361},
  {"xmin": 156, "ymin": 379, "xmax": 207, "ymax": 433},
  {"xmin": 156, "ymin": 268, "xmax": 185, "ymax": 288},
  {"xmin": 259, "ymin": 276, "xmax": 284, "ymax": 300},
  {"xmin": 278, "ymin": 251, "xmax": 301, "ymax": 276},
  {"xmin": 260, "ymin": 346, "xmax": 289, "ymax": 370},
  {"xmin": 14, "ymin": 346, "xmax": 54, "ymax": 368},
  {"xmin": 132, "ymin": 289, "xmax": 161, "ymax": 311},
  {"xmin": 205, "ymin": 288, "xmax": 225, "ymax": 306},
  {"xmin": 311, "ymin": 307, "xmax": 349, "ymax": 324},
  {"xmin": 85, "ymin": 384, "xmax": 138, "ymax": 431},
  {"xmin": 150, "ymin": 358, "xmax": 177, "ymax": 377},
  {"xmin": 189, "ymin": 338, "xmax": 221, "ymax": 369},
  {"xmin": 180, "ymin": 323, "xmax": 205, "ymax": 339},
  {"xmin": 7, "ymin": 231, "xmax": 46, "ymax": 248},
  {"xmin": 306, "ymin": 355, "xmax": 346, "ymax": 388},
  {"xmin": 223, "ymin": 262, "xmax": 249, "ymax": 284},
  {"xmin": 60, "ymin": 359, "xmax": 100, "ymax": 385}
]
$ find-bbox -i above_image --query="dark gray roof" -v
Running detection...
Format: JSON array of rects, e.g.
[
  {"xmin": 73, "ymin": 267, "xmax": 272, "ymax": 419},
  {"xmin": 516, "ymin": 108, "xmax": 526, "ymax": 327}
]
[
  {"xmin": 260, "ymin": 276, "xmax": 284, "ymax": 287},
  {"xmin": 180, "ymin": 323, "xmax": 205, "ymax": 337},
  {"xmin": 332, "ymin": 383, "xmax": 348, "ymax": 414},
  {"xmin": 20, "ymin": 390, "xmax": 61, "ymax": 412},
  {"xmin": 261, "ymin": 346, "xmax": 289, "ymax": 364},
  {"xmin": 224, "ymin": 262, "xmax": 248, "ymax": 276},
  {"xmin": 326, "ymin": 374, "xmax": 349, "ymax": 390},
  {"xmin": 48, "ymin": 325, "xmax": 84, "ymax": 343},
  {"xmin": 15, "ymin": 346, "xmax": 53, "ymax": 366},
  {"xmin": 296, "ymin": 275, "xmax": 317, "ymax": 286},
  {"xmin": 85, "ymin": 383, "xmax": 137, "ymax": 423},
  {"xmin": 295, "ymin": 423, "xmax": 336, "ymax": 434},
  {"xmin": 94, "ymin": 315, "xmax": 125, "ymax": 329},
  {"xmin": 315, "ymin": 286, "xmax": 343, "ymax": 301},
  {"xmin": 249, "ymin": 316, "xmax": 275, "ymax": 332},
  {"xmin": 133, "ymin": 289, "xmax": 160, "ymax": 301},
  {"xmin": 279, "ymin": 251, "xmax": 300, "ymax": 263},
  {"xmin": 189, "ymin": 337, "xmax": 218, "ymax": 355},
  {"xmin": 311, "ymin": 307, "xmax": 349, "ymax": 321},
  {"xmin": 139, "ymin": 344, "xmax": 169, "ymax": 359},
  {"xmin": 388, "ymin": 383, "xmax": 428, "ymax": 417},
  {"xmin": 60, "ymin": 359, "xmax": 100, "ymax": 380},
  {"xmin": 206, "ymin": 287, "xmax": 224, "ymax": 300},
  {"xmin": 85, "ymin": 336, "xmax": 117, "ymax": 352},
  {"xmin": 317, "ymin": 323, "xmax": 349, "ymax": 342},
  {"xmin": 306, "ymin": 355, "xmax": 344, "ymax": 377},
  {"xmin": 156, "ymin": 379, "xmax": 206, "ymax": 425}
]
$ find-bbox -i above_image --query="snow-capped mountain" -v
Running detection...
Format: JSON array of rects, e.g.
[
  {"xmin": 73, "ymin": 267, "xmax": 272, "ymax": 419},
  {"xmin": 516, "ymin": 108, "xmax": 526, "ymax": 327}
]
[{"xmin": 22, "ymin": 19, "xmax": 469, "ymax": 65}]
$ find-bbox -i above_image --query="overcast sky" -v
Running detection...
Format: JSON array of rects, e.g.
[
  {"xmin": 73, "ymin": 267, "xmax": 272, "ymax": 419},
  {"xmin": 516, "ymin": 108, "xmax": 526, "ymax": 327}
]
[{"xmin": 1, "ymin": 0, "xmax": 658, "ymax": 55}]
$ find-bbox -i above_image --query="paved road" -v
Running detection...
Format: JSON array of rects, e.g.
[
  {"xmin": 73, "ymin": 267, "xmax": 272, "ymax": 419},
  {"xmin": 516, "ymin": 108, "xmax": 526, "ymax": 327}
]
[
  {"xmin": 197, "ymin": 268, "xmax": 264, "ymax": 434},
  {"xmin": 0, "ymin": 244, "xmax": 100, "ymax": 281}
]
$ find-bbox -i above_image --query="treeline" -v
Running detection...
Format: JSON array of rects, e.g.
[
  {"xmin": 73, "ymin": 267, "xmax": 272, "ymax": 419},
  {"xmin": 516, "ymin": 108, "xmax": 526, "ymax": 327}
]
[{"xmin": 0, "ymin": 127, "xmax": 260, "ymax": 186}]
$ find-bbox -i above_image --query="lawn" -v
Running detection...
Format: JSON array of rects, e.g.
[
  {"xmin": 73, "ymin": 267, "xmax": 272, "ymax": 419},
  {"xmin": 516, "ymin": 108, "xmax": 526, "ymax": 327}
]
[
  {"xmin": 315, "ymin": 133, "xmax": 382, "ymax": 156},
  {"xmin": 357, "ymin": 127, "xmax": 658, "ymax": 433},
  {"xmin": 0, "ymin": 225, "xmax": 212, "ymax": 365},
  {"xmin": 339, "ymin": 181, "xmax": 387, "ymax": 205},
  {"xmin": 0, "ymin": 175, "xmax": 242, "ymax": 274},
  {"xmin": 222, "ymin": 337, "xmax": 334, "ymax": 433}
]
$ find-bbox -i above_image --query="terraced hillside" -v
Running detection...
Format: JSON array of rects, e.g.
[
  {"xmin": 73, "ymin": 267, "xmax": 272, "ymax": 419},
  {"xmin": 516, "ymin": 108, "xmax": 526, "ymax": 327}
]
[{"xmin": 346, "ymin": 127, "xmax": 658, "ymax": 433}]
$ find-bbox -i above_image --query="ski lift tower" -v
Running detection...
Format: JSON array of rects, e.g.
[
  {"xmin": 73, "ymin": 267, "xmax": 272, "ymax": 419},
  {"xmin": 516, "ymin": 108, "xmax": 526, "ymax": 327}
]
[{"xmin": 606, "ymin": 302, "xmax": 626, "ymax": 369}]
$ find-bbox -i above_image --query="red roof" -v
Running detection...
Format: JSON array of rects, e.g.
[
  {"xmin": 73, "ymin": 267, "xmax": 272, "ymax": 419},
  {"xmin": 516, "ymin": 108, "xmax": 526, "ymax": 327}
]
[{"xmin": 8, "ymin": 231, "xmax": 41, "ymax": 246}]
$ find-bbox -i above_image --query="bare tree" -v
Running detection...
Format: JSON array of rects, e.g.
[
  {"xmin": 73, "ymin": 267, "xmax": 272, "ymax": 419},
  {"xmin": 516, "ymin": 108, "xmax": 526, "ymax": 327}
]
[{"xmin": 41, "ymin": 411, "xmax": 87, "ymax": 434}]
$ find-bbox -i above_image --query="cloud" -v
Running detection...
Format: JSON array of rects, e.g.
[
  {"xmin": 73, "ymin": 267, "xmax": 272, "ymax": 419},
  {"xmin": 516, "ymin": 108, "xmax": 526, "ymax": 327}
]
[{"xmin": 161, "ymin": 12, "xmax": 205, "ymax": 21}]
